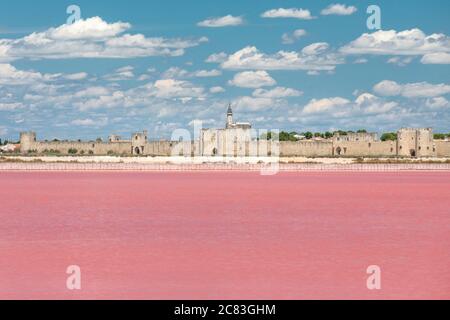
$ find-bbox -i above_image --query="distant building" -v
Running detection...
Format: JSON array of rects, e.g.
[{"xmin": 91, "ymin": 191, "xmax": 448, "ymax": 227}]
[
  {"xmin": 201, "ymin": 104, "xmax": 253, "ymax": 156},
  {"xmin": 17, "ymin": 105, "xmax": 450, "ymax": 158},
  {"xmin": 0, "ymin": 144, "xmax": 19, "ymax": 153},
  {"xmin": 397, "ymin": 128, "xmax": 435, "ymax": 157},
  {"xmin": 333, "ymin": 132, "xmax": 378, "ymax": 142}
]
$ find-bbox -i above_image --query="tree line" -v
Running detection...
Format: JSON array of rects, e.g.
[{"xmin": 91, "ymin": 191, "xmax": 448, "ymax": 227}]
[{"xmin": 261, "ymin": 131, "xmax": 450, "ymax": 142}]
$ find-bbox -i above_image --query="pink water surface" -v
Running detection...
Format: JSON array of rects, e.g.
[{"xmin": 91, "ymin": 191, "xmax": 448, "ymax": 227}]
[{"xmin": 0, "ymin": 171, "xmax": 449, "ymax": 300}]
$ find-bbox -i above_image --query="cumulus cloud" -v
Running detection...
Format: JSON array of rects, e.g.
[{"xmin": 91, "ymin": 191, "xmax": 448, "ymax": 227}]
[
  {"xmin": 71, "ymin": 118, "xmax": 108, "ymax": 126},
  {"xmin": 217, "ymin": 45, "xmax": 343, "ymax": 71},
  {"xmin": 253, "ymin": 87, "xmax": 302, "ymax": 98},
  {"xmin": 301, "ymin": 93, "xmax": 399, "ymax": 118},
  {"xmin": 228, "ymin": 70, "xmax": 276, "ymax": 88},
  {"xmin": 387, "ymin": 57, "xmax": 414, "ymax": 67},
  {"xmin": 0, "ymin": 63, "xmax": 45, "ymax": 85},
  {"xmin": 0, "ymin": 102, "xmax": 24, "ymax": 111},
  {"xmin": 340, "ymin": 29, "xmax": 450, "ymax": 64},
  {"xmin": 209, "ymin": 86, "xmax": 225, "ymax": 93},
  {"xmin": 321, "ymin": 4, "xmax": 357, "ymax": 16},
  {"xmin": 261, "ymin": 8, "xmax": 315, "ymax": 20},
  {"xmin": 282, "ymin": 29, "xmax": 307, "ymax": 45},
  {"xmin": 72, "ymin": 78, "xmax": 206, "ymax": 111},
  {"xmin": 63, "ymin": 72, "xmax": 88, "ymax": 80},
  {"xmin": 205, "ymin": 52, "xmax": 228, "ymax": 63},
  {"xmin": 152, "ymin": 79, "xmax": 205, "ymax": 99},
  {"xmin": 162, "ymin": 67, "xmax": 221, "ymax": 79},
  {"xmin": 0, "ymin": 17, "xmax": 207, "ymax": 61},
  {"xmin": 0, "ymin": 63, "xmax": 88, "ymax": 85},
  {"xmin": 373, "ymin": 80, "xmax": 450, "ymax": 98},
  {"xmin": 193, "ymin": 69, "xmax": 222, "ymax": 77},
  {"xmin": 74, "ymin": 86, "xmax": 111, "ymax": 98},
  {"xmin": 421, "ymin": 52, "xmax": 450, "ymax": 64},
  {"xmin": 426, "ymin": 97, "xmax": 449, "ymax": 109},
  {"xmin": 103, "ymin": 66, "xmax": 135, "ymax": 81},
  {"xmin": 233, "ymin": 96, "xmax": 276, "ymax": 111},
  {"xmin": 354, "ymin": 93, "xmax": 398, "ymax": 114},
  {"xmin": 303, "ymin": 97, "xmax": 350, "ymax": 114},
  {"xmin": 197, "ymin": 15, "xmax": 244, "ymax": 27}
]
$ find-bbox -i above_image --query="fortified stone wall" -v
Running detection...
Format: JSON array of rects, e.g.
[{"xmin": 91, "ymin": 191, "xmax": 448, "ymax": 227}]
[
  {"xmin": 147, "ymin": 141, "xmax": 200, "ymax": 157},
  {"xmin": 332, "ymin": 141, "xmax": 397, "ymax": 157},
  {"xmin": 435, "ymin": 140, "xmax": 450, "ymax": 157},
  {"xmin": 333, "ymin": 132, "xmax": 378, "ymax": 142},
  {"xmin": 280, "ymin": 141, "xmax": 333, "ymax": 157},
  {"xmin": 24, "ymin": 140, "xmax": 132, "ymax": 155},
  {"xmin": 18, "ymin": 130, "xmax": 450, "ymax": 158}
]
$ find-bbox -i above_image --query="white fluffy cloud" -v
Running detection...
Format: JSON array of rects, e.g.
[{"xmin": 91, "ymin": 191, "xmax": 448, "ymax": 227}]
[
  {"xmin": 233, "ymin": 96, "xmax": 276, "ymax": 111},
  {"xmin": 205, "ymin": 52, "xmax": 228, "ymax": 63},
  {"xmin": 374, "ymin": 80, "xmax": 450, "ymax": 98},
  {"xmin": 0, "ymin": 63, "xmax": 88, "ymax": 85},
  {"xmin": 103, "ymin": 66, "xmax": 135, "ymax": 81},
  {"xmin": 354, "ymin": 93, "xmax": 398, "ymax": 114},
  {"xmin": 0, "ymin": 102, "xmax": 24, "ymax": 111},
  {"xmin": 426, "ymin": 97, "xmax": 449, "ymax": 109},
  {"xmin": 301, "ymin": 93, "xmax": 399, "ymax": 118},
  {"xmin": 193, "ymin": 69, "xmax": 222, "ymax": 77},
  {"xmin": 261, "ymin": 8, "xmax": 314, "ymax": 20},
  {"xmin": 197, "ymin": 15, "xmax": 244, "ymax": 27},
  {"xmin": 421, "ymin": 52, "xmax": 450, "ymax": 64},
  {"xmin": 282, "ymin": 29, "xmax": 307, "ymax": 44},
  {"xmin": 209, "ymin": 86, "xmax": 225, "ymax": 93},
  {"xmin": 162, "ymin": 67, "xmax": 221, "ymax": 79},
  {"xmin": 303, "ymin": 97, "xmax": 350, "ymax": 114},
  {"xmin": 217, "ymin": 45, "xmax": 342, "ymax": 71},
  {"xmin": 253, "ymin": 87, "xmax": 302, "ymax": 98},
  {"xmin": 72, "ymin": 118, "xmax": 108, "ymax": 127},
  {"xmin": 387, "ymin": 57, "xmax": 414, "ymax": 67},
  {"xmin": 340, "ymin": 29, "xmax": 450, "ymax": 64},
  {"xmin": 321, "ymin": 4, "xmax": 357, "ymax": 16},
  {"xmin": 228, "ymin": 71, "xmax": 276, "ymax": 88},
  {"xmin": 152, "ymin": 79, "xmax": 205, "ymax": 99},
  {"xmin": 63, "ymin": 72, "xmax": 88, "ymax": 80},
  {"xmin": 0, "ymin": 63, "xmax": 45, "ymax": 85},
  {"xmin": 0, "ymin": 17, "xmax": 207, "ymax": 61}
]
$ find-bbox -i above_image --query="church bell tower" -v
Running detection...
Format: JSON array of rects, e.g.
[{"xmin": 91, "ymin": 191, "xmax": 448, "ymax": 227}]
[{"xmin": 226, "ymin": 104, "xmax": 233, "ymax": 129}]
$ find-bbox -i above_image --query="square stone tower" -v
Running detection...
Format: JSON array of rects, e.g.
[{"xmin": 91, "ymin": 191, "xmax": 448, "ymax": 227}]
[
  {"xmin": 397, "ymin": 128, "xmax": 435, "ymax": 157},
  {"xmin": 20, "ymin": 131, "xmax": 37, "ymax": 153},
  {"xmin": 131, "ymin": 130, "xmax": 148, "ymax": 155}
]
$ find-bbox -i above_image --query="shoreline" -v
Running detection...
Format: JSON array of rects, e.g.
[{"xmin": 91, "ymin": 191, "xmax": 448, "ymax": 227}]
[
  {"xmin": 1, "ymin": 156, "xmax": 450, "ymax": 172},
  {"xmin": 1, "ymin": 162, "xmax": 450, "ymax": 172}
]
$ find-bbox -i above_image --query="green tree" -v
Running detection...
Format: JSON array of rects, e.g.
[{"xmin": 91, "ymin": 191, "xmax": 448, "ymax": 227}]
[
  {"xmin": 324, "ymin": 132, "xmax": 333, "ymax": 139},
  {"xmin": 304, "ymin": 132, "xmax": 313, "ymax": 140},
  {"xmin": 314, "ymin": 132, "xmax": 324, "ymax": 138},
  {"xmin": 434, "ymin": 133, "xmax": 447, "ymax": 140},
  {"xmin": 357, "ymin": 129, "xmax": 368, "ymax": 133},
  {"xmin": 381, "ymin": 132, "xmax": 398, "ymax": 141},
  {"xmin": 334, "ymin": 130, "xmax": 348, "ymax": 136}
]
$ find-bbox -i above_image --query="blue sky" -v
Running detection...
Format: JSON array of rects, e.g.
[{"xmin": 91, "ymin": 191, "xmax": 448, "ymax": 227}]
[{"xmin": 0, "ymin": 0, "xmax": 449, "ymax": 140}]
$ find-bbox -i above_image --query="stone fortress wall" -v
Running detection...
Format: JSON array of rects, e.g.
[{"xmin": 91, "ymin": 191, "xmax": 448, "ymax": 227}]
[
  {"xmin": 18, "ymin": 106, "xmax": 450, "ymax": 158},
  {"xmin": 19, "ymin": 129, "xmax": 450, "ymax": 158}
]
